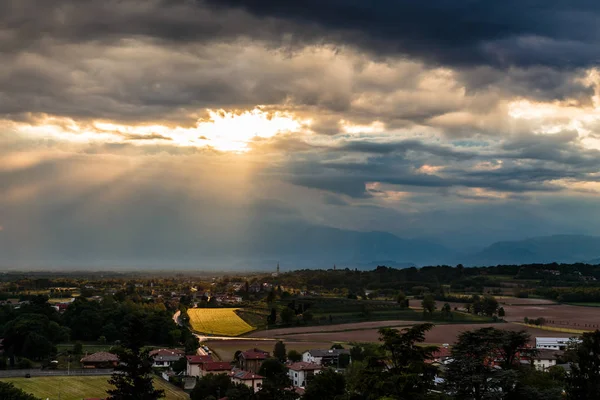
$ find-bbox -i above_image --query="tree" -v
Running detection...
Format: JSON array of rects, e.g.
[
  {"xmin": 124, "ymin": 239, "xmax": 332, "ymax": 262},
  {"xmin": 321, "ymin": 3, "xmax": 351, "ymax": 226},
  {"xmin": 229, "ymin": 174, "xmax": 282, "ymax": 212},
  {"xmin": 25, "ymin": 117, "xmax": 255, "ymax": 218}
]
[
  {"xmin": 106, "ymin": 316, "xmax": 164, "ymax": 400},
  {"xmin": 397, "ymin": 291, "xmax": 407, "ymax": 306},
  {"xmin": 190, "ymin": 373, "xmax": 231, "ymax": 400},
  {"xmin": 441, "ymin": 303, "xmax": 452, "ymax": 319},
  {"xmin": 185, "ymin": 335, "xmax": 200, "ymax": 355},
  {"xmin": 287, "ymin": 350, "xmax": 302, "ymax": 362},
  {"xmin": 73, "ymin": 341, "xmax": 83, "ymax": 355},
  {"xmin": 350, "ymin": 324, "xmax": 438, "ymax": 400},
  {"xmin": 225, "ymin": 383, "xmax": 254, "ymax": 400},
  {"xmin": 257, "ymin": 358, "xmax": 298, "ymax": 400},
  {"xmin": 421, "ymin": 294, "xmax": 436, "ymax": 315},
  {"xmin": 482, "ymin": 295, "xmax": 499, "ymax": 317},
  {"xmin": 273, "ymin": 340, "xmax": 287, "ymax": 362},
  {"xmin": 303, "ymin": 369, "xmax": 346, "ymax": 400},
  {"xmin": 498, "ymin": 307, "xmax": 506, "ymax": 317},
  {"xmin": 445, "ymin": 327, "xmax": 532, "ymax": 400},
  {"xmin": 565, "ymin": 330, "xmax": 600, "ymax": 399},
  {"xmin": 267, "ymin": 308, "xmax": 277, "ymax": 325},
  {"xmin": 280, "ymin": 307, "xmax": 295, "ymax": 325},
  {"xmin": 0, "ymin": 382, "xmax": 40, "ymax": 400},
  {"xmin": 172, "ymin": 357, "xmax": 187, "ymax": 374},
  {"xmin": 266, "ymin": 290, "xmax": 276, "ymax": 304}
]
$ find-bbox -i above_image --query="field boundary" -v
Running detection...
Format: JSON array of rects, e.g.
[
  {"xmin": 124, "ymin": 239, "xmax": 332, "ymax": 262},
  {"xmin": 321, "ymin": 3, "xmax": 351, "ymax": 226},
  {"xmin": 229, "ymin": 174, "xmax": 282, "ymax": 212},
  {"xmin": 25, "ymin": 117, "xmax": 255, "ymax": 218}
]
[{"xmin": 513, "ymin": 322, "xmax": 590, "ymax": 335}]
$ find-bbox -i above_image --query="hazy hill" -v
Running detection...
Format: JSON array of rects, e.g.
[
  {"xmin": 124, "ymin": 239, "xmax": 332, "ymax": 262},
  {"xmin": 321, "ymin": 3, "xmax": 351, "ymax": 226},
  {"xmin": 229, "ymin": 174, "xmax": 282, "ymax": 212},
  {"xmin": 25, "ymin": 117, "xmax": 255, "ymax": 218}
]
[{"xmin": 465, "ymin": 234, "xmax": 600, "ymax": 266}]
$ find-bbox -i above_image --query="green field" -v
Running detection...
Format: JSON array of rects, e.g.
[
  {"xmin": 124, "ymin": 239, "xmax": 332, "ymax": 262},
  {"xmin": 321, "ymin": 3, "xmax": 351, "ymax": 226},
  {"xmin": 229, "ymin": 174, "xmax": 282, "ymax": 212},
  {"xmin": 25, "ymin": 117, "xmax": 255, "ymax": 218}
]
[{"xmin": 0, "ymin": 376, "xmax": 188, "ymax": 400}]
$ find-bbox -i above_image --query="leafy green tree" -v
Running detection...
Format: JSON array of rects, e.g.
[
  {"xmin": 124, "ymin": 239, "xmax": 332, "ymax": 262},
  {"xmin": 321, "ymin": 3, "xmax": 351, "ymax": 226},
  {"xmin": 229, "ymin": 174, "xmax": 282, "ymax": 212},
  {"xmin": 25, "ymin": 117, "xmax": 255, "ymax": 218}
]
[
  {"xmin": 482, "ymin": 295, "xmax": 499, "ymax": 317},
  {"xmin": 280, "ymin": 307, "xmax": 295, "ymax": 325},
  {"xmin": 565, "ymin": 330, "xmax": 600, "ymax": 400},
  {"xmin": 498, "ymin": 307, "xmax": 506, "ymax": 317},
  {"xmin": 303, "ymin": 369, "xmax": 346, "ymax": 400},
  {"xmin": 172, "ymin": 357, "xmax": 187, "ymax": 374},
  {"xmin": 350, "ymin": 324, "xmax": 438, "ymax": 400},
  {"xmin": 266, "ymin": 290, "xmax": 276, "ymax": 304},
  {"xmin": 445, "ymin": 327, "xmax": 532, "ymax": 400},
  {"xmin": 287, "ymin": 350, "xmax": 302, "ymax": 362},
  {"xmin": 185, "ymin": 335, "xmax": 200, "ymax": 355},
  {"xmin": 225, "ymin": 383, "xmax": 254, "ymax": 400},
  {"xmin": 267, "ymin": 308, "xmax": 277, "ymax": 325},
  {"xmin": 190, "ymin": 373, "xmax": 231, "ymax": 400},
  {"xmin": 73, "ymin": 341, "xmax": 83, "ymax": 355},
  {"xmin": 421, "ymin": 294, "xmax": 436, "ymax": 315},
  {"xmin": 396, "ymin": 291, "xmax": 407, "ymax": 306},
  {"xmin": 507, "ymin": 367, "xmax": 564, "ymax": 400},
  {"xmin": 274, "ymin": 340, "xmax": 287, "ymax": 362},
  {"xmin": 257, "ymin": 358, "xmax": 297, "ymax": 400},
  {"xmin": 0, "ymin": 382, "xmax": 40, "ymax": 400},
  {"xmin": 441, "ymin": 303, "xmax": 452, "ymax": 319}
]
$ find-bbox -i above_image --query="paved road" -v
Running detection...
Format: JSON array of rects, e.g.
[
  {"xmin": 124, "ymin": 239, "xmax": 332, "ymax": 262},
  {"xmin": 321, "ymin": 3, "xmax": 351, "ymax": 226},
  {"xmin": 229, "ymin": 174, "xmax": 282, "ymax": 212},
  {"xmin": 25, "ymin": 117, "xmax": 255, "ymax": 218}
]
[{"xmin": 0, "ymin": 369, "xmax": 113, "ymax": 378}]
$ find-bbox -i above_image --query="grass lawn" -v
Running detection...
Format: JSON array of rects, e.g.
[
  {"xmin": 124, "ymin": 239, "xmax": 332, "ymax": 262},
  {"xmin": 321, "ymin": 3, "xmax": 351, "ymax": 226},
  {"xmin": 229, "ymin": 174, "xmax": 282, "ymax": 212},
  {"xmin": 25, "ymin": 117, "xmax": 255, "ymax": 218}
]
[{"xmin": 0, "ymin": 376, "xmax": 188, "ymax": 400}]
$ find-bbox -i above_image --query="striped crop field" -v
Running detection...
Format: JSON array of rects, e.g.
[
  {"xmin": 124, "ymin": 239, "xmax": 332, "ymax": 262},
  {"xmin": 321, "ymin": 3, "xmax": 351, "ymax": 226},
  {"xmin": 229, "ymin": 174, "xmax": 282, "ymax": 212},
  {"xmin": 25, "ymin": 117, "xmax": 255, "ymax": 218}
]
[
  {"xmin": 188, "ymin": 308, "xmax": 255, "ymax": 336},
  {"xmin": 0, "ymin": 376, "xmax": 188, "ymax": 400}
]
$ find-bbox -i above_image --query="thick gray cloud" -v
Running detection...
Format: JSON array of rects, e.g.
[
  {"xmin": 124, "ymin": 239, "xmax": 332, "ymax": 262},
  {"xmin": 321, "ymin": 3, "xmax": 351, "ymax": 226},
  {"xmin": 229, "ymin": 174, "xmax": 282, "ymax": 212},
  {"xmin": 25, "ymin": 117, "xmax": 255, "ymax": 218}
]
[{"xmin": 1, "ymin": 0, "xmax": 600, "ymax": 268}]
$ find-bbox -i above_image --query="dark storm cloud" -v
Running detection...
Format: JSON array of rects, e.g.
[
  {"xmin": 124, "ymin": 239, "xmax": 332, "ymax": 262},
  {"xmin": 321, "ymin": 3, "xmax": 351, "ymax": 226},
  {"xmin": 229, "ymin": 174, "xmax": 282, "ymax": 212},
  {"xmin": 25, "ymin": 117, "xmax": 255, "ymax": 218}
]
[
  {"xmin": 2, "ymin": 1, "xmax": 599, "ymax": 70},
  {"xmin": 203, "ymin": 0, "xmax": 600, "ymax": 68},
  {"xmin": 338, "ymin": 139, "xmax": 477, "ymax": 160}
]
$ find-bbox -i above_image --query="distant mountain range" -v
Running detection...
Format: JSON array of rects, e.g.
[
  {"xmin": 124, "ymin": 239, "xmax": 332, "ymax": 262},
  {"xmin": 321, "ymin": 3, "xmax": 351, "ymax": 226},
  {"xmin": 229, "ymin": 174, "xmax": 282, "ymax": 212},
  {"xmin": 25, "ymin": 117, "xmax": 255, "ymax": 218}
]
[
  {"xmin": 463, "ymin": 234, "xmax": 600, "ymax": 266},
  {"xmin": 2, "ymin": 213, "xmax": 600, "ymax": 269},
  {"xmin": 237, "ymin": 226, "xmax": 600, "ymax": 269}
]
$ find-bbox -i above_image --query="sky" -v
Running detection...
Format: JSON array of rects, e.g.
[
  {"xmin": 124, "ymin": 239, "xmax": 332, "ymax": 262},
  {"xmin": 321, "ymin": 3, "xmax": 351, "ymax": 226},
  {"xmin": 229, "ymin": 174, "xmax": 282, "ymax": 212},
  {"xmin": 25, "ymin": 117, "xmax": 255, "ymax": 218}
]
[{"xmin": 2, "ymin": 1, "xmax": 600, "ymax": 268}]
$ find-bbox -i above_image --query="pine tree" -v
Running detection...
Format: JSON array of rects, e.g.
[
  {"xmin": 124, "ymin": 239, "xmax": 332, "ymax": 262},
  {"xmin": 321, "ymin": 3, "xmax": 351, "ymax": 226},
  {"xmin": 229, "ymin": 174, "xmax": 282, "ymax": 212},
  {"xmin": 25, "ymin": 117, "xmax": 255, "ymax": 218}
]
[{"xmin": 107, "ymin": 316, "xmax": 164, "ymax": 400}]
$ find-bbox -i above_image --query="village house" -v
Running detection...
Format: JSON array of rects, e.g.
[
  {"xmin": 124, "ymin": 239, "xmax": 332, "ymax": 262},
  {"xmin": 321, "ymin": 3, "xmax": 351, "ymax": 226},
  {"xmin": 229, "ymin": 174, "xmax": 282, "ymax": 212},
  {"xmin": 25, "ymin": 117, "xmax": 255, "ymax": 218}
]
[
  {"xmin": 287, "ymin": 362, "xmax": 322, "ymax": 388},
  {"xmin": 186, "ymin": 355, "xmax": 213, "ymax": 377},
  {"xmin": 80, "ymin": 352, "xmax": 119, "ymax": 369},
  {"xmin": 200, "ymin": 361, "xmax": 232, "ymax": 377},
  {"xmin": 531, "ymin": 349, "xmax": 563, "ymax": 371},
  {"xmin": 149, "ymin": 348, "xmax": 185, "ymax": 369},
  {"xmin": 230, "ymin": 369, "xmax": 264, "ymax": 392},
  {"xmin": 238, "ymin": 349, "xmax": 269, "ymax": 373},
  {"xmin": 302, "ymin": 349, "xmax": 350, "ymax": 366}
]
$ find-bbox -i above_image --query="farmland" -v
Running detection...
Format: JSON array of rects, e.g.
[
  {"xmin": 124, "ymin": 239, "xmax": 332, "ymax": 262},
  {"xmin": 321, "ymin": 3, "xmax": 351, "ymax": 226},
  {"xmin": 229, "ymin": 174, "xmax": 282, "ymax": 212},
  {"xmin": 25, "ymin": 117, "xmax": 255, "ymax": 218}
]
[
  {"xmin": 188, "ymin": 308, "xmax": 255, "ymax": 336},
  {"xmin": 0, "ymin": 376, "xmax": 188, "ymax": 400}
]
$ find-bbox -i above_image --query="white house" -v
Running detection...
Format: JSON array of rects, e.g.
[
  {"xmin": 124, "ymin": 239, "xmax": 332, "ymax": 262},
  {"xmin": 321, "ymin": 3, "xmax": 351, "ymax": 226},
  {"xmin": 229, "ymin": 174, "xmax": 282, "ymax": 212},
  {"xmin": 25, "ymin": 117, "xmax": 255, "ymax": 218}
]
[
  {"xmin": 288, "ymin": 362, "xmax": 322, "ymax": 388},
  {"xmin": 150, "ymin": 349, "xmax": 184, "ymax": 369},
  {"xmin": 532, "ymin": 349, "xmax": 563, "ymax": 371},
  {"xmin": 302, "ymin": 349, "xmax": 350, "ymax": 366},
  {"xmin": 535, "ymin": 337, "xmax": 580, "ymax": 350}
]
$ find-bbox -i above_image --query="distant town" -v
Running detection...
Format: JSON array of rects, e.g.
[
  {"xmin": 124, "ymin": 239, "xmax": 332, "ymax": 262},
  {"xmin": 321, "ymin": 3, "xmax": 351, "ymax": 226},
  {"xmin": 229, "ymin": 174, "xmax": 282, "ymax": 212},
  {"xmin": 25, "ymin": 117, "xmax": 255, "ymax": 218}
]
[{"xmin": 2, "ymin": 262, "xmax": 600, "ymax": 399}]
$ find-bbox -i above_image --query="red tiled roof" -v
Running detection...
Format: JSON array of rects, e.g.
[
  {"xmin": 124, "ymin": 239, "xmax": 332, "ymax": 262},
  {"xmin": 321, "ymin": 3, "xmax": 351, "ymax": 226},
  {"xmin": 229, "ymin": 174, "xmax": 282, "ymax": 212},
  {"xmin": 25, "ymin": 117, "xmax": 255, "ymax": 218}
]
[
  {"xmin": 288, "ymin": 362, "xmax": 322, "ymax": 371},
  {"xmin": 186, "ymin": 355, "xmax": 213, "ymax": 364},
  {"xmin": 150, "ymin": 348, "xmax": 184, "ymax": 357},
  {"xmin": 203, "ymin": 361, "xmax": 232, "ymax": 371},
  {"xmin": 80, "ymin": 352, "xmax": 118, "ymax": 363}
]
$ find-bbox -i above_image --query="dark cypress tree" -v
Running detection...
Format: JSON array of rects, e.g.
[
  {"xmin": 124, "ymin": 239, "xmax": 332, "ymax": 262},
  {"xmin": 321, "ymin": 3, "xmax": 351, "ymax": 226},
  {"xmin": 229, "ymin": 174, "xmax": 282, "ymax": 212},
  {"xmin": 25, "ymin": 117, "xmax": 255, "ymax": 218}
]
[{"xmin": 106, "ymin": 315, "xmax": 164, "ymax": 400}]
